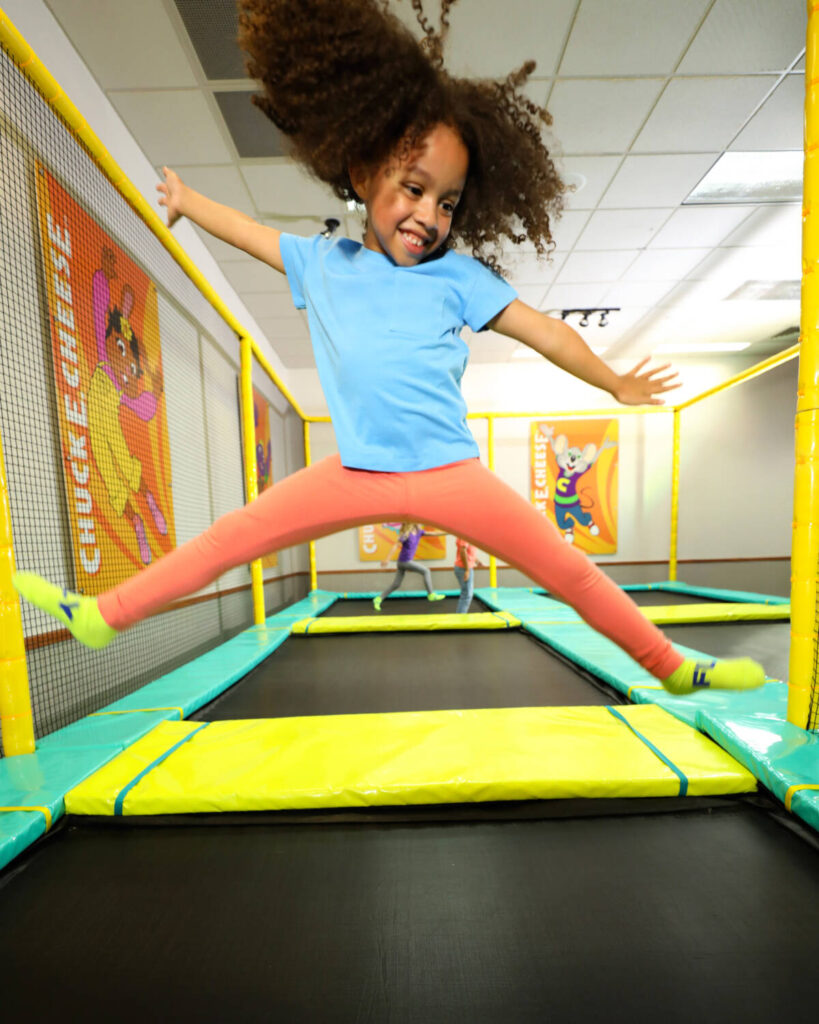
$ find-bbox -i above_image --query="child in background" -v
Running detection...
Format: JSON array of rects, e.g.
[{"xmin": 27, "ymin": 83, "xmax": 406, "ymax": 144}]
[
  {"xmin": 453, "ymin": 537, "xmax": 483, "ymax": 614},
  {"xmin": 14, "ymin": 0, "xmax": 765, "ymax": 697},
  {"xmin": 374, "ymin": 523, "xmax": 446, "ymax": 611}
]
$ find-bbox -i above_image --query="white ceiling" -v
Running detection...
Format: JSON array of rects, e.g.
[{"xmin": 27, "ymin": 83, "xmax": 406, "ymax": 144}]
[{"xmin": 44, "ymin": 0, "xmax": 805, "ymax": 370}]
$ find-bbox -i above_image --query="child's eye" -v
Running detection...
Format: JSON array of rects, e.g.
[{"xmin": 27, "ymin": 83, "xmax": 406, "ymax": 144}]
[
  {"xmin": 405, "ymin": 184, "xmax": 423, "ymax": 197},
  {"xmin": 117, "ymin": 340, "xmax": 125, "ymax": 356},
  {"xmin": 441, "ymin": 201, "xmax": 456, "ymax": 215}
]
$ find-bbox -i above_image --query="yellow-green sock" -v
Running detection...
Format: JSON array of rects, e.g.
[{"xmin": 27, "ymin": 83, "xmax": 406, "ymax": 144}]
[
  {"xmin": 13, "ymin": 572, "xmax": 118, "ymax": 650},
  {"xmin": 373, "ymin": 596, "xmax": 382, "ymax": 611},
  {"xmin": 662, "ymin": 656, "xmax": 765, "ymax": 696},
  {"xmin": 428, "ymin": 592, "xmax": 446, "ymax": 601}
]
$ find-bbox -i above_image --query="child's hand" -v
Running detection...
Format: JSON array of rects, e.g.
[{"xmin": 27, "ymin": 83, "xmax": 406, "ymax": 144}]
[
  {"xmin": 613, "ymin": 357, "xmax": 680, "ymax": 406},
  {"xmin": 156, "ymin": 167, "xmax": 185, "ymax": 227}
]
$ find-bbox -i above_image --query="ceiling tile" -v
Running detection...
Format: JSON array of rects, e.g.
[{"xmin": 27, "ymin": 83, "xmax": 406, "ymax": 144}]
[
  {"xmin": 241, "ymin": 163, "xmax": 346, "ymax": 218},
  {"xmin": 686, "ymin": 245, "xmax": 801, "ymax": 286},
  {"xmin": 108, "ymin": 89, "xmax": 233, "ymax": 165},
  {"xmin": 730, "ymin": 75, "xmax": 804, "ymax": 151},
  {"xmin": 548, "ymin": 79, "xmax": 665, "ymax": 155},
  {"xmin": 507, "ymin": 251, "xmax": 567, "ymax": 287},
  {"xmin": 173, "ymin": 0, "xmax": 245, "ymax": 80},
  {"xmin": 632, "ymin": 76, "xmax": 778, "ymax": 153},
  {"xmin": 46, "ymin": 0, "xmax": 198, "ymax": 88},
  {"xmin": 171, "ymin": 164, "xmax": 257, "ymax": 216},
  {"xmin": 214, "ymin": 91, "xmax": 288, "ymax": 159},
  {"xmin": 621, "ymin": 248, "xmax": 711, "ymax": 281},
  {"xmin": 648, "ymin": 205, "xmax": 756, "ymax": 248},
  {"xmin": 442, "ymin": 0, "xmax": 577, "ymax": 78},
  {"xmin": 557, "ymin": 156, "xmax": 622, "ymax": 209},
  {"xmin": 603, "ymin": 280, "xmax": 676, "ymax": 306},
  {"xmin": 678, "ymin": 0, "xmax": 806, "ymax": 74},
  {"xmin": 599, "ymin": 154, "xmax": 719, "ymax": 208},
  {"xmin": 556, "ymin": 250, "xmax": 638, "ymax": 284},
  {"xmin": 576, "ymin": 209, "xmax": 673, "ymax": 251},
  {"xmin": 720, "ymin": 204, "xmax": 801, "ymax": 248},
  {"xmin": 541, "ymin": 283, "xmax": 613, "ymax": 310},
  {"xmin": 560, "ymin": 0, "xmax": 711, "ymax": 75}
]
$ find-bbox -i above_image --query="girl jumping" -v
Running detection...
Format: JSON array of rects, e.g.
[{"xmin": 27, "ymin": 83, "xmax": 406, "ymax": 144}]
[
  {"xmin": 375, "ymin": 523, "xmax": 446, "ymax": 610},
  {"xmin": 15, "ymin": 0, "xmax": 764, "ymax": 697}
]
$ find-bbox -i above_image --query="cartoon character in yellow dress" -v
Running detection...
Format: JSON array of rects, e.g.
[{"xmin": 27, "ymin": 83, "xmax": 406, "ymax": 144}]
[{"xmin": 88, "ymin": 248, "xmax": 166, "ymax": 564}]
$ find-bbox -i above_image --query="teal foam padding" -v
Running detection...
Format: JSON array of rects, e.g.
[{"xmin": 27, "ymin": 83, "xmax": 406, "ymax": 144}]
[
  {"xmin": 337, "ymin": 590, "xmax": 460, "ymax": 599},
  {"xmin": 651, "ymin": 580, "xmax": 790, "ymax": 605},
  {"xmin": 37, "ymin": 710, "xmax": 172, "ymax": 751},
  {"xmin": 0, "ymin": 745, "xmax": 121, "ymax": 841},
  {"xmin": 0, "ymin": 811, "xmax": 46, "ymax": 873},
  {"xmin": 264, "ymin": 591, "xmax": 339, "ymax": 625},
  {"xmin": 695, "ymin": 710, "xmax": 819, "ymax": 832},
  {"xmin": 100, "ymin": 625, "xmax": 290, "ymax": 718},
  {"xmin": 791, "ymin": 789, "xmax": 819, "ymax": 831}
]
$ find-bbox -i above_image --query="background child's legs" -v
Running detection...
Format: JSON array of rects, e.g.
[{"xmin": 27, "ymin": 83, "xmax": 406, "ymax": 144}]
[
  {"xmin": 454, "ymin": 566, "xmax": 473, "ymax": 613},
  {"xmin": 402, "ymin": 561, "xmax": 434, "ymax": 594},
  {"xmin": 379, "ymin": 564, "xmax": 408, "ymax": 601},
  {"xmin": 404, "ymin": 460, "xmax": 682, "ymax": 680}
]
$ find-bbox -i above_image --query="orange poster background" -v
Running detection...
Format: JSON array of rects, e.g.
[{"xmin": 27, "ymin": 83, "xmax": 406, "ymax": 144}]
[
  {"xmin": 250, "ymin": 386, "xmax": 277, "ymax": 570},
  {"xmin": 358, "ymin": 523, "xmax": 446, "ymax": 561},
  {"xmin": 530, "ymin": 419, "xmax": 618, "ymax": 554},
  {"xmin": 35, "ymin": 163, "xmax": 176, "ymax": 595}
]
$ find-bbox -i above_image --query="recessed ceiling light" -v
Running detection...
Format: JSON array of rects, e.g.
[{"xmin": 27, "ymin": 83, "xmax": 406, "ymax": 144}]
[
  {"xmin": 684, "ymin": 152, "xmax": 802, "ymax": 205},
  {"xmin": 653, "ymin": 342, "xmax": 751, "ymax": 354}
]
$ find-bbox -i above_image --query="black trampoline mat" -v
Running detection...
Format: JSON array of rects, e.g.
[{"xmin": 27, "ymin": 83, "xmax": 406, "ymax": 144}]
[
  {"xmin": 2, "ymin": 806, "xmax": 818, "ymax": 1022},
  {"xmin": 663, "ymin": 621, "xmax": 790, "ymax": 683},
  {"xmin": 191, "ymin": 630, "xmax": 616, "ymax": 720},
  {"xmin": 322, "ymin": 595, "xmax": 488, "ymax": 616}
]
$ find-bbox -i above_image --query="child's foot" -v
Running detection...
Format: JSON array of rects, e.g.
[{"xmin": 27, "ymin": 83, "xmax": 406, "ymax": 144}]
[
  {"xmin": 373, "ymin": 596, "xmax": 382, "ymax": 612},
  {"xmin": 427, "ymin": 592, "xmax": 446, "ymax": 601},
  {"xmin": 661, "ymin": 657, "xmax": 765, "ymax": 696},
  {"xmin": 13, "ymin": 572, "xmax": 118, "ymax": 649}
]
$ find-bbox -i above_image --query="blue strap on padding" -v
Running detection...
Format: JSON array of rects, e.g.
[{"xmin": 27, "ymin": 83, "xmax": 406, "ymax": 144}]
[
  {"xmin": 490, "ymin": 611, "xmax": 513, "ymax": 628},
  {"xmin": 114, "ymin": 723, "xmax": 209, "ymax": 815},
  {"xmin": 606, "ymin": 706, "xmax": 688, "ymax": 797}
]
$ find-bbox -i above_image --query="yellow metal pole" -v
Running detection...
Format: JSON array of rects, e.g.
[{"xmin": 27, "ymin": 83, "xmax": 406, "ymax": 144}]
[
  {"xmin": 0, "ymin": 427, "xmax": 35, "ymax": 755},
  {"xmin": 789, "ymin": 2, "xmax": 819, "ymax": 729},
  {"xmin": 674, "ymin": 345, "xmax": 800, "ymax": 412},
  {"xmin": 239, "ymin": 336, "xmax": 265, "ymax": 626},
  {"xmin": 487, "ymin": 415, "xmax": 498, "ymax": 588},
  {"xmin": 668, "ymin": 408, "xmax": 681, "ymax": 582},
  {"xmin": 304, "ymin": 421, "xmax": 318, "ymax": 592}
]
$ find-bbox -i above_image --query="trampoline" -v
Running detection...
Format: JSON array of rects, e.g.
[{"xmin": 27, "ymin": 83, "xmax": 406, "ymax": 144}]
[{"xmin": 1, "ymin": 584, "xmax": 818, "ymax": 1023}]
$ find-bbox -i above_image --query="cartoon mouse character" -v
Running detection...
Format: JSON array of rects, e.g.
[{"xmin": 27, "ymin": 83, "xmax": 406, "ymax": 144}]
[{"xmin": 541, "ymin": 425, "xmax": 616, "ymax": 544}]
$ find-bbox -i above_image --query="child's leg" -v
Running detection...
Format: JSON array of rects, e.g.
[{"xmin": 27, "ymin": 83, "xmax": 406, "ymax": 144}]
[
  {"xmin": 404, "ymin": 460, "xmax": 763, "ymax": 691},
  {"xmin": 379, "ymin": 565, "xmax": 408, "ymax": 602},
  {"xmin": 16, "ymin": 457, "xmax": 408, "ymax": 640}
]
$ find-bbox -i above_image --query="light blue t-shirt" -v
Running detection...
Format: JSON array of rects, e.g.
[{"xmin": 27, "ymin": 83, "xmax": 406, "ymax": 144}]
[{"xmin": 279, "ymin": 233, "xmax": 517, "ymax": 472}]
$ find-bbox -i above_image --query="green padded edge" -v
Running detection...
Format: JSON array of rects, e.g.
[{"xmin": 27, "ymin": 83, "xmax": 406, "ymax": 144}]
[
  {"xmin": 0, "ymin": 811, "xmax": 45, "ymax": 873},
  {"xmin": 476, "ymin": 585, "xmax": 819, "ymax": 834}
]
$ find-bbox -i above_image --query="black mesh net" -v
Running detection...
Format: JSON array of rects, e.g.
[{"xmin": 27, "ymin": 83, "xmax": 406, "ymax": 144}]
[{"xmin": 0, "ymin": 42, "xmax": 300, "ymax": 750}]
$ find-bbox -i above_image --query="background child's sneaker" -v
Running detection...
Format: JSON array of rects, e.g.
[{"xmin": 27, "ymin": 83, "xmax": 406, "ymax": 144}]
[{"xmin": 427, "ymin": 593, "xmax": 446, "ymax": 601}]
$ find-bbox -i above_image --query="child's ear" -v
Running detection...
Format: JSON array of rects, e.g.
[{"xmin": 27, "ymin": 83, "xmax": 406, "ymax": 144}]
[{"xmin": 348, "ymin": 164, "xmax": 369, "ymax": 202}]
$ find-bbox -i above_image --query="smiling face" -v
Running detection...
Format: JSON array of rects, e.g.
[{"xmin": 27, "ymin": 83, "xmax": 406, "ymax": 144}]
[{"xmin": 352, "ymin": 122, "xmax": 468, "ymax": 266}]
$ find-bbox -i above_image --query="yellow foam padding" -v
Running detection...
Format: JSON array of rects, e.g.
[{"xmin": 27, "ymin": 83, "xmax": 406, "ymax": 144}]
[
  {"xmin": 65, "ymin": 705, "xmax": 755, "ymax": 816},
  {"xmin": 641, "ymin": 602, "xmax": 789, "ymax": 625},
  {"xmin": 290, "ymin": 611, "xmax": 520, "ymax": 634}
]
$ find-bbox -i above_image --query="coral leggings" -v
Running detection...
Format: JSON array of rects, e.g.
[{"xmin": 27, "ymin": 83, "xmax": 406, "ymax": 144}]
[{"xmin": 99, "ymin": 455, "xmax": 683, "ymax": 679}]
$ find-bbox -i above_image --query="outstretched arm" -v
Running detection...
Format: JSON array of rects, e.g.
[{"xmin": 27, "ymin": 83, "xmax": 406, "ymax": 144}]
[
  {"xmin": 490, "ymin": 300, "xmax": 680, "ymax": 406},
  {"xmin": 157, "ymin": 167, "xmax": 284, "ymax": 273}
]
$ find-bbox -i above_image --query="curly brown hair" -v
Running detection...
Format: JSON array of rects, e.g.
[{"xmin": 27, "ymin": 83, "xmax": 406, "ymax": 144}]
[{"xmin": 238, "ymin": 0, "xmax": 564, "ymax": 273}]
